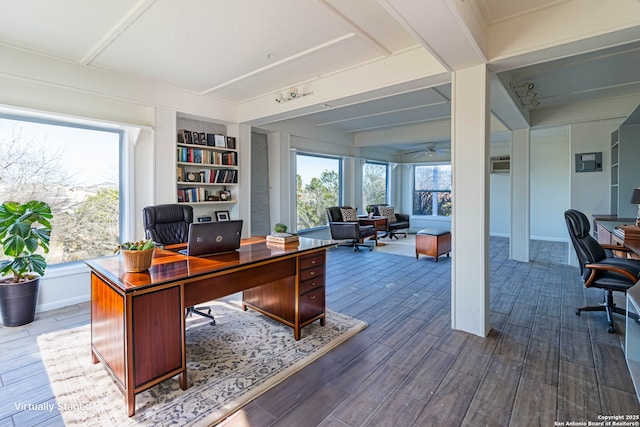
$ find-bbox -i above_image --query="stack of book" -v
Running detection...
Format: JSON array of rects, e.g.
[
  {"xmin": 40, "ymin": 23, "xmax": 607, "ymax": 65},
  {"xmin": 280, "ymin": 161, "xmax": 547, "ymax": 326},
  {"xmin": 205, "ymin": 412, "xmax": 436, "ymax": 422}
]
[
  {"xmin": 265, "ymin": 233, "xmax": 299, "ymax": 246},
  {"xmin": 616, "ymin": 225, "xmax": 640, "ymax": 243}
]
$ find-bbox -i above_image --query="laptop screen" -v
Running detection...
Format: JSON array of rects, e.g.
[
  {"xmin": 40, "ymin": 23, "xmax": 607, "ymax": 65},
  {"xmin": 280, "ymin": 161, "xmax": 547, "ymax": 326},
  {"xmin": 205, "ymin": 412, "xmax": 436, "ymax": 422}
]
[{"xmin": 179, "ymin": 220, "xmax": 243, "ymax": 256}]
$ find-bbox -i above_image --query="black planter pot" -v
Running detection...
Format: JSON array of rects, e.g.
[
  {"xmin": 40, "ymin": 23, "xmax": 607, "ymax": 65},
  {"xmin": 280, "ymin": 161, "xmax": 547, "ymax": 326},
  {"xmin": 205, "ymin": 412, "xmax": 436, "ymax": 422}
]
[{"xmin": 0, "ymin": 277, "xmax": 40, "ymax": 327}]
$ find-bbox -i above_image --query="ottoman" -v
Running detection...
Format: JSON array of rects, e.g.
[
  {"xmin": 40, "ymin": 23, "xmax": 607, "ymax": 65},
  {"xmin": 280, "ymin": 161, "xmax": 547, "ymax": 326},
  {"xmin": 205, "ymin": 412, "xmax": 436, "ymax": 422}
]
[{"xmin": 416, "ymin": 228, "xmax": 451, "ymax": 262}]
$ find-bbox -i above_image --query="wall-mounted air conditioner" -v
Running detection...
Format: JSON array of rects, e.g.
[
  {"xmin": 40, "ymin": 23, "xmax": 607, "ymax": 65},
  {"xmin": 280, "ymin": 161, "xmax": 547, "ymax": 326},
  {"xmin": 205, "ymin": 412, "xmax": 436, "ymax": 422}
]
[{"xmin": 490, "ymin": 156, "xmax": 510, "ymax": 174}]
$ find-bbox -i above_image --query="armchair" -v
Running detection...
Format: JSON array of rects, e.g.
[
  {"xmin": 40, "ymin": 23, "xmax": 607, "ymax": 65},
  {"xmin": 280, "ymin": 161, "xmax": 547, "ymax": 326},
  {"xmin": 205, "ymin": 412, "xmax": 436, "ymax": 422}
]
[
  {"xmin": 371, "ymin": 204, "xmax": 410, "ymax": 239},
  {"xmin": 326, "ymin": 206, "xmax": 376, "ymax": 251},
  {"xmin": 143, "ymin": 204, "xmax": 216, "ymax": 325},
  {"xmin": 564, "ymin": 209, "xmax": 640, "ymax": 333}
]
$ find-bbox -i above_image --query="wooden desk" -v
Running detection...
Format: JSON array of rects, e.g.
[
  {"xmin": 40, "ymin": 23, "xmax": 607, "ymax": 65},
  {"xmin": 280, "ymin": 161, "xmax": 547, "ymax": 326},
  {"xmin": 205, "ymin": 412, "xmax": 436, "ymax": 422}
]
[
  {"xmin": 358, "ymin": 216, "xmax": 387, "ymax": 246},
  {"xmin": 86, "ymin": 236, "xmax": 335, "ymax": 416},
  {"xmin": 593, "ymin": 217, "xmax": 640, "ymax": 258}
]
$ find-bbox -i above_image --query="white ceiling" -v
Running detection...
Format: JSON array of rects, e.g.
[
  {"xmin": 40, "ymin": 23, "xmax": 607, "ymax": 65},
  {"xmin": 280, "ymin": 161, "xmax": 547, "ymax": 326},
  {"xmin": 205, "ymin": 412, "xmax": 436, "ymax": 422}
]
[{"xmin": 0, "ymin": 0, "xmax": 639, "ymax": 154}]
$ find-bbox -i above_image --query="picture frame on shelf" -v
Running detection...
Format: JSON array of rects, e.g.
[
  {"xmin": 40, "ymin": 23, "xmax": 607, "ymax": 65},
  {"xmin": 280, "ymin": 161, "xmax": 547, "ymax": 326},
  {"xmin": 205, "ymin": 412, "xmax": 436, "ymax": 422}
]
[
  {"xmin": 177, "ymin": 129, "xmax": 193, "ymax": 144},
  {"xmin": 219, "ymin": 189, "xmax": 231, "ymax": 201},
  {"xmin": 214, "ymin": 134, "xmax": 226, "ymax": 147},
  {"xmin": 215, "ymin": 210, "xmax": 230, "ymax": 221}
]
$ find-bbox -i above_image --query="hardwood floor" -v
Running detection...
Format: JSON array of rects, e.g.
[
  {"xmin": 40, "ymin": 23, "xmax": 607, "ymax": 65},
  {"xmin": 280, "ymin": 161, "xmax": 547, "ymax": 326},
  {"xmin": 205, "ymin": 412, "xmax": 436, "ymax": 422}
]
[{"xmin": 1, "ymin": 237, "xmax": 639, "ymax": 426}]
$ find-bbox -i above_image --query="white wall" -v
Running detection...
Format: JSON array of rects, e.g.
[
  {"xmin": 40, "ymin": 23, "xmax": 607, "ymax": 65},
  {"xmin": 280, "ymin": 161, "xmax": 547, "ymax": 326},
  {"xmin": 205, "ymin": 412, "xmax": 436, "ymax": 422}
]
[
  {"xmin": 530, "ymin": 127, "xmax": 571, "ymax": 240},
  {"xmin": 490, "ymin": 173, "xmax": 511, "ymax": 236},
  {"xmin": 570, "ymin": 120, "xmax": 621, "ymax": 220},
  {"xmin": 489, "ymin": 142, "xmax": 511, "ymax": 237}
]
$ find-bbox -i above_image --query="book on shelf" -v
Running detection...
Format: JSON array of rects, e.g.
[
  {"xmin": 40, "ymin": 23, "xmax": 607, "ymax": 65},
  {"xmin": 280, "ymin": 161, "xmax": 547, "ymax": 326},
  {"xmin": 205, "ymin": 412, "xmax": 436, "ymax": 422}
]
[
  {"xmin": 266, "ymin": 233, "xmax": 299, "ymax": 244},
  {"xmin": 177, "ymin": 187, "xmax": 211, "ymax": 203}
]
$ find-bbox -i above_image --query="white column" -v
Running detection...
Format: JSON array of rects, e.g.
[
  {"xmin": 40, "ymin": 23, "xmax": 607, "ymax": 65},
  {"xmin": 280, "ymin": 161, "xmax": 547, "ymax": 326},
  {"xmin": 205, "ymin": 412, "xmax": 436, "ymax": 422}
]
[
  {"xmin": 510, "ymin": 128, "xmax": 531, "ymax": 262},
  {"xmin": 451, "ymin": 65, "xmax": 490, "ymax": 337},
  {"xmin": 267, "ymin": 132, "xmax": 294, "ymax": 232}
]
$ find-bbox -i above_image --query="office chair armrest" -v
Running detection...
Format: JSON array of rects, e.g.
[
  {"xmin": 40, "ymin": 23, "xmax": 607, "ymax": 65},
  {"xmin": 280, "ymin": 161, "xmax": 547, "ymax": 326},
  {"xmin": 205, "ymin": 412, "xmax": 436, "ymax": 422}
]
[
  {"xmin": 601, "ymin": 244, "xmax": 631, "ymax": 252},
  {"xmin": 395, "ymin": 213, "xmax": 410, "ymax": 222},
  {"xmin": 585, "ymin": 262, "xmax": 639, "ymax": 286}
]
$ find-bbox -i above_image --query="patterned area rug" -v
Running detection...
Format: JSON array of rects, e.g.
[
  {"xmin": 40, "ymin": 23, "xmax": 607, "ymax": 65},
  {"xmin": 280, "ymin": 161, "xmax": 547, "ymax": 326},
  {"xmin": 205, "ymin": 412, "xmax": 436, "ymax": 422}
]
[{"xmin": 37, "ymin": 300, "xmax": 367, "ymax": 426}]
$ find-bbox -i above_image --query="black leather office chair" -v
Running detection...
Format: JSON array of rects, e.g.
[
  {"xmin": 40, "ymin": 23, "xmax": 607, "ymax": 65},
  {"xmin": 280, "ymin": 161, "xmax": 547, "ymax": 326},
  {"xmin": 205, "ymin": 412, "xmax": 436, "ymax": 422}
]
[
  {"xmin": 143, "ymin": 204, "xmax": 215, "ymax": 325},
  {"xmin": 326, "ymin": 206, "xmax": 376, "ymax": 251},
  {"xmin": 564, "ymin": 209, "xmax": 640, "ymax": 333},
  {"xmin": 371, "ymin": 204, "xmax": 410, "ymax": 239}
]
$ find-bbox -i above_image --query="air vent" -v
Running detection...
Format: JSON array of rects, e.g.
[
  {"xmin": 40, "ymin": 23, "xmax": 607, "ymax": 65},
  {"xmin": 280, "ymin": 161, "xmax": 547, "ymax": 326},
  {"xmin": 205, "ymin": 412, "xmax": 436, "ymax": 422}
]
[{"xmin": 490, "ymin": 156, "xmax": 510, "ymax": 174}]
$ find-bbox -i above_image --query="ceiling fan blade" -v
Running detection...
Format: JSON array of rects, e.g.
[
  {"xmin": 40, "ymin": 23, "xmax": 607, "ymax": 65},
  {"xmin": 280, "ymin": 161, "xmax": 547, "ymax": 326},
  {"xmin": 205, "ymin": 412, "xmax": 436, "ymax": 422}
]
[{"xmin": 403, "ymin": 149, "xmax": 425, "ymax": 155}]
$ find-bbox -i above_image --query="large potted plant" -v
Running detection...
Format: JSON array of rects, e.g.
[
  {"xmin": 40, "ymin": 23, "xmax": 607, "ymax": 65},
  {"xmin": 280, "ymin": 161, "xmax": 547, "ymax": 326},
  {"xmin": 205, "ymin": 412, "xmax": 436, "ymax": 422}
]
[{"xmin": 0, "ymin": 200, "xmax": 52, "ymax": 327}]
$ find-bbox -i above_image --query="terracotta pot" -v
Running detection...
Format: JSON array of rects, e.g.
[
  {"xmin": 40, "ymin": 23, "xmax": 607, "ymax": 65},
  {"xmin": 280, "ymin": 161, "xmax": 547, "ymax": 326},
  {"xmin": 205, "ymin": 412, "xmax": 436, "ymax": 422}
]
[
  {"xmin": 121, "ymin": 248, "xmax": 155, "ymax": 272},
  {"xmin": 0, "ymin": 276, "xmax": 40, "ymax": 327}
]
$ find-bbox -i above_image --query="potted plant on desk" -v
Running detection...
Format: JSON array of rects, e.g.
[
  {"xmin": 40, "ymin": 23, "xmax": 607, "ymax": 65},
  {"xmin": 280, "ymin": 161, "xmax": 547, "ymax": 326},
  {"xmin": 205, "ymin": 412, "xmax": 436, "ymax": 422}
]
[
  {"xmin": 115, "ymin": 239, "xmax": 155, "ymax": 272},
  {"xmin": 366, "ymin": 205, "xmax": 374, "ymax": 219},
  {"xmin": 0, "ymin": 200, "xmax": 52, "ymax": 327}
]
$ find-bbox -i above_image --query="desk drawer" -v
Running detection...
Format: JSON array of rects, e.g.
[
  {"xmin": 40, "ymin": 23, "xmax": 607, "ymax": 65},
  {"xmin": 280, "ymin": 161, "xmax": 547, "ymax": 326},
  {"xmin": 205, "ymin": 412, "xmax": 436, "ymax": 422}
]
[
  {"xmin": 300, "ymin": 265, "xmax": 323, "ymax": 282},
  {"xmin": 299, "ymin": 287, "xmax": 324, "ymax": 322},
  {"xmin": 299, "ymin": 252, "xmax": 325, "ymax": 271},
  {"xmin": 299, "ymin": 275, "xmax": 325, "ymax": 294}
]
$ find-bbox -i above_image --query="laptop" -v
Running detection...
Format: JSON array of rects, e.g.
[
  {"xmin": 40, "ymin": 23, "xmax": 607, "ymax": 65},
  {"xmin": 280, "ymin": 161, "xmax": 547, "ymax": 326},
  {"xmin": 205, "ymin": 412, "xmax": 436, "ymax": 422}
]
[{"xmin": 179, "ymin": 220, "xmax": 243, "ymax": 256}]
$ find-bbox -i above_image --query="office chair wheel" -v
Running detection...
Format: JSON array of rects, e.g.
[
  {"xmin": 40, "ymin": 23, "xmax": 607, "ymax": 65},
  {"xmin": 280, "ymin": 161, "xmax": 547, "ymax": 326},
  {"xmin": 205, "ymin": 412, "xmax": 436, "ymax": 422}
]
[
  {"xmin": 608, "ymin": 325, "xmax": 616, "ymax": 333},
  {"xmin": 575, "ymin": 309, "xmax": 581, "ymax": 315}
]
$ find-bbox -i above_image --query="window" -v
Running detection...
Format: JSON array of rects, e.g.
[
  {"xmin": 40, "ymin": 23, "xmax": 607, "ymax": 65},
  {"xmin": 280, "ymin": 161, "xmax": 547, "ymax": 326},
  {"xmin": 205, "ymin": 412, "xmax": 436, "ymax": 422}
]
[
  {"xmin": 296, "ymin": 153, "xmax": 341, "ymax": 231},
  {"xmin": 0, "ymin": 112, "xmax": 122, "ymax": 266},
  {"xmin": 414, "ymin": 165, "xmax": 452, "ymax": 216},
  {"xmin": 363, "ymin": 161, "xmax": 387, "ymax": 209}
]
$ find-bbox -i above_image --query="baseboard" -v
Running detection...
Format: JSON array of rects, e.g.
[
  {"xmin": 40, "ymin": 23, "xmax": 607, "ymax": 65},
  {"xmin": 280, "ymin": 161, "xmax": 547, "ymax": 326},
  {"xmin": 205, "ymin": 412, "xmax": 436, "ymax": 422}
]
[{"xmin": 37, "ymin": 294, "xmax": 90, "ymax": 313}]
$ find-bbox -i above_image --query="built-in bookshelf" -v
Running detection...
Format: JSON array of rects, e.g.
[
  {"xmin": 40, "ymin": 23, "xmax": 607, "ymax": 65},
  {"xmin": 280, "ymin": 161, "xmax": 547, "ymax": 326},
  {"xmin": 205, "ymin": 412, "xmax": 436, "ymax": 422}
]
[
  {"xmin": 176, "ymin": 115, "xmax": 238, "ymax": 205},
  {"xmin": 610, "ymin": 105, "xmax": 640, "ymax": 218}
]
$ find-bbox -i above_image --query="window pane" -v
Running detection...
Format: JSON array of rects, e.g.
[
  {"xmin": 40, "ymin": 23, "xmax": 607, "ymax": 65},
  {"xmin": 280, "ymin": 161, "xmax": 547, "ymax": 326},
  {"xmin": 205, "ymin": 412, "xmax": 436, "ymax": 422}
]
[
  {"xmin": 415, "ymin": 165, "xmax": 451, "ymax": 190},
  {"xmin": 414, "ymin": 165, "xmax": 452, "ymax": 216},
  {"xmin": 296, "ymin": 154, "xmax": 340, "ymax": 230},
  {"xmin": 363, "ymin": 162, "xmax": 387, "ymax": 207},
  {"xmin": 0, "ymin": 116, "xmax": 121, "ymax": 265}
]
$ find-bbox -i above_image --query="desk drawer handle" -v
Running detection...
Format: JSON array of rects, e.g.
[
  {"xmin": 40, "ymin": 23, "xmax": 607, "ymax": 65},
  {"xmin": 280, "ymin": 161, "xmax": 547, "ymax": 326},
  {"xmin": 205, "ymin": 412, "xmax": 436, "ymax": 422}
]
[
  {"xmin": 309, "ymin": 295, "xmax": 316, "ymax": 299},
  {"xmin": 309, "ymin": 271, "xmax": 315, "ymax": 276},
  {"xmin": 311, "ymin": 260, "xmax": 317, "ymax": 264}
]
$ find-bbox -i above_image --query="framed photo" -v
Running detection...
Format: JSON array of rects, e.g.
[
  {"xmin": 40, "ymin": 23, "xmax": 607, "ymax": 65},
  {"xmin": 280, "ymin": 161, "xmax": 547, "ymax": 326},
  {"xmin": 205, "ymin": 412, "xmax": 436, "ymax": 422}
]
[
  {"xmin": 214, "ymin": 134, "xmax": 226, "ymax": 147},
  {"xmin": 215, "ymin": 210, "xmax": 230, "ymax": 221},
  {"xmin": 219, "ymin": 189, "xmax": 231, "ymax": 201}
]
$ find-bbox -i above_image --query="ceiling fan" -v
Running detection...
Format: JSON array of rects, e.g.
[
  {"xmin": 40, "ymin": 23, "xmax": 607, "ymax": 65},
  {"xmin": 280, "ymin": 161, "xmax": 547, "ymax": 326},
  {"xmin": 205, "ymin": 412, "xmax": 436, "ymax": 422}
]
[{"xmin": 404, "ymin": 143, "xmax": 451, "ymax": 158}]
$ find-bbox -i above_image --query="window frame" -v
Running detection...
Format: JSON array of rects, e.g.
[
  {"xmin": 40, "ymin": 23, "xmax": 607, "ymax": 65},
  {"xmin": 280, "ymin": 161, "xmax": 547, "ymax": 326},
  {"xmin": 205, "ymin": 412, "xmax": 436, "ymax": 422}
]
[
  {"xmin": 412, "ymin": 163, "xmax": 452, "ymax": 217},
  {"xmin": 362, "ymin": 160, "xmax": 388, "ymax": 210},
  {"xmin": 0, "ymin": 108, "xmax": 129, "ymax": 268},
  {"xmin": 295, "ymin": 152, "xmax": 343, "ymax": 232}
]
